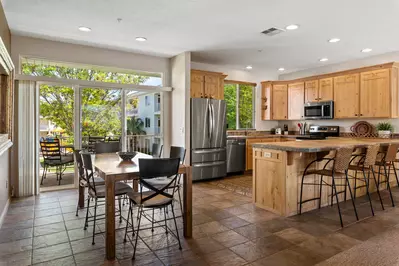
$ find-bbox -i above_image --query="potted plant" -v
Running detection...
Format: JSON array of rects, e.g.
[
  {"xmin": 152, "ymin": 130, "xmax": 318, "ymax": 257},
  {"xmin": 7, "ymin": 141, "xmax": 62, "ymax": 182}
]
[{"xmin": 376, "ymin": 122, "xmax": 394, "ymax": 138}]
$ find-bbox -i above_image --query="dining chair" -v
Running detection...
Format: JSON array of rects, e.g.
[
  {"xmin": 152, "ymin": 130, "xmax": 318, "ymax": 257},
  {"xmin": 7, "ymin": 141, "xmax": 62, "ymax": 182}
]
[
  {"xmin": 40, "ymin": 138, "xmax": 74, "ymax": 185},
  {"xmin": 123, "ymin": 158, "xmax": 181, "ymax": 259},
  {"xmin": 74, "ymin": 149, "xmax": 105, "ymax": 217},
  {"xmin": 151, "ymin": 143, "xmax": 163, "ymax": 157},
  {"xmin": 94, "ymin": 142, "xmax": 121, "ymax": 154},
  {"xmin": 81, "ymin": 152, "xmax": 132, "ymax": 245}
]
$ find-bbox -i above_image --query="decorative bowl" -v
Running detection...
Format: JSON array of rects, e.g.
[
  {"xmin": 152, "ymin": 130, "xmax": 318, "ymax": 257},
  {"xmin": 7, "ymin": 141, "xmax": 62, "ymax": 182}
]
[{"xmin": 117, "ymin": 152, "xmax": 137, "ymax": 161}]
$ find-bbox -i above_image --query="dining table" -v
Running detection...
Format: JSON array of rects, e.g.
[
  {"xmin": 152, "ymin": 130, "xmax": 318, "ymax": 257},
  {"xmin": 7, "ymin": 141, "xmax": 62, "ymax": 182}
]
[{"xmin": 77, "ymin": 152, "xmax": 193, "ymax": 261}]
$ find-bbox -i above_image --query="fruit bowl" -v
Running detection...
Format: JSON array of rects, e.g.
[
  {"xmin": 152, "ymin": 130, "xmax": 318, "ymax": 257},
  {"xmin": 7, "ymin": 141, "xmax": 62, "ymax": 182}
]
[{"xmin": 117, "ymin": 152, "xmax": 137, "ymax": 161}]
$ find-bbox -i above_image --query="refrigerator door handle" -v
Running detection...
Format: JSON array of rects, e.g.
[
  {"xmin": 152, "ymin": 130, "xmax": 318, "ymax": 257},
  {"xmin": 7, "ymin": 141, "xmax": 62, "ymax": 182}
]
[
  {"xmin": 193, "ymin": 161, "xmax": 225, "ymax": 167},
  {"xmin": 192, "ymin": 148, "xmax": 225, "ymax": 154},
  {"xmin": 208, "ymin": 101, "xmax": 212, "ymax": 145},
  {"xmin": 210, "ymin": 103, "xmax": 214, "ymax": 144}
]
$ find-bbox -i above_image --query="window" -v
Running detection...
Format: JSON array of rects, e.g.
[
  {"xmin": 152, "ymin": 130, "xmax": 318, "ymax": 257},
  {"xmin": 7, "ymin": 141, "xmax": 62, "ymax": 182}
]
[
  {"xmin": 145, "ymin": 118, "xmax": 151, "ymax": 128},
  {"xmin": 224, "ymin": 82, "xmax": 255, "ymax": 129}
]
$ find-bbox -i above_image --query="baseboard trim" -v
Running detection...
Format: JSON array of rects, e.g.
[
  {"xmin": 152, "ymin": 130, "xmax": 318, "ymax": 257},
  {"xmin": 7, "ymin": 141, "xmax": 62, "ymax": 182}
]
[{"xmin": 0, "ymin": 198, "xmax": 10, "ymax": 229}]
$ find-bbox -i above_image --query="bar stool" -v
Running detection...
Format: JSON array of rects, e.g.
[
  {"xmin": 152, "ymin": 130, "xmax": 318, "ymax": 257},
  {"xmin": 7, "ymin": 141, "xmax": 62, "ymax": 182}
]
[
  {"xmin": 299, "ymin": 146, "xmax": 358, "ymax": 227},
  {"xmin": 374, "ymin": 143, "xmax": 399, "ymax": 207},
  {"xmin": 347, "ymin": 144, "xmax": 382, "ymax": 215}
]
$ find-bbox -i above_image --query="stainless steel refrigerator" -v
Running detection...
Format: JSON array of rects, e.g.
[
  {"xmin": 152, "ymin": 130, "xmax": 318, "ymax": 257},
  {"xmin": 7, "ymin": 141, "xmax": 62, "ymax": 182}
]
[{"xmin": 191, "ymin": 98, "xmax": 227, "ymax": 181}]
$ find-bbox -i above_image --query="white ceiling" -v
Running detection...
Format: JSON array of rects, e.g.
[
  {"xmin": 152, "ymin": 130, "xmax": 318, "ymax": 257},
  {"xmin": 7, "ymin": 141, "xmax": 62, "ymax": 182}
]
[{"xmin": 4, "ymin": 0, "xmax": 399, "ymax": 74}]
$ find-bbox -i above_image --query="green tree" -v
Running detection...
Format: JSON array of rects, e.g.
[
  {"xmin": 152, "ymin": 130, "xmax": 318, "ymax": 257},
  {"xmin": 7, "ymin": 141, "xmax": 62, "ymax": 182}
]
[
  {"xmin": 224, "ymin": 84, "xmax": 237, "ymax": 129},
  {"xmin": 127, "ymin": 117, "xmax": 146, "ymax": 135},
  {"xmin": 224, "ymin": 83, "xmax": 254, "ymax": 129},
  {"xmin": 23, "ymin": 63, "xmax": 149, "ymax": 138}
]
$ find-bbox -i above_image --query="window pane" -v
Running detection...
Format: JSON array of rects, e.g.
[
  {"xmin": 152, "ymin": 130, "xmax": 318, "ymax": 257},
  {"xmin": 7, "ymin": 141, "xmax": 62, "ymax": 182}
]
[
  {"xmin": 224, "ymin": 84, "xmax": 237, "ymax": 129},
  {"xmin": 238, "ymin": 84, "xmax": 254, "ymax": 128}
]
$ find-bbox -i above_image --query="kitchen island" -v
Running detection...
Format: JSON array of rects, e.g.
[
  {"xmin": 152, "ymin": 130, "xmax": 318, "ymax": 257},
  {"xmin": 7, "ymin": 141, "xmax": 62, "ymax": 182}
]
[{"xmin": 252, "ymin": 138, "xmax": 399, "ymax": 217}]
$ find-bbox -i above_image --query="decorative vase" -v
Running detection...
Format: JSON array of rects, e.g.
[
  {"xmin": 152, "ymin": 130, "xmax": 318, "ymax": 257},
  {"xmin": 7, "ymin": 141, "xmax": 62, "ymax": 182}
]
[{"xmin": 378, "ymin": 130, "xmax": 391, "ymax": 139}]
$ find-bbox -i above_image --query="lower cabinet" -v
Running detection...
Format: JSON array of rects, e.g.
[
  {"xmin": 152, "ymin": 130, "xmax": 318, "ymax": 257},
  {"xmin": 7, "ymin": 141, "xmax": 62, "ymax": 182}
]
[{"xmin": 246, "ymin": 137, "xmax": 279, "ymax": 170}]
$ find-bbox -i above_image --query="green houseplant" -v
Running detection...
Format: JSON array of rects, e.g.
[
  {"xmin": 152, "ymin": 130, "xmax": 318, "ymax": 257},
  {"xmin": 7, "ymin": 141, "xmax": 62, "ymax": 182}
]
[{"xmin": 376, "ymin": 122, "xmax": 394, "ymax": 138}]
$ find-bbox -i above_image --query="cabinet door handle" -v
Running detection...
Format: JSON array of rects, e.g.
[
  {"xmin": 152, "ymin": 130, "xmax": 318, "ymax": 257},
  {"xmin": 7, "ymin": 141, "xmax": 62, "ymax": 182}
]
[
  {"xmin": 355, "ymin": 114, "xmax": 358, "ymax": 116},
  {"xmin": 360, "ymin": 114, "xmax": 363, "ymax": 116}
]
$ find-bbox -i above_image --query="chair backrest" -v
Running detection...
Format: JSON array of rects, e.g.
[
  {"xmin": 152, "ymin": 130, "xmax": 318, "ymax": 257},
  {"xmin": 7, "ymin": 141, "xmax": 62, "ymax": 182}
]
[
  {"xmin": 40, "ymin": 138, "xmax": 61, "ymax": 162},
  {"xmin": 151, "ymin": 143, "xmax": 163, "ymax": 157},
  {"xmin": 81, "ymin": 152, "xmax": 97, "ymax": 194},
  {"xmin": 138, "ymin": 158, "xmax": 180, "ymax": 204},
  {"xmin": 94, "ymin": 142, "xmax": 120, "ymax": 154},
  {"xmin": 363, "ymin": 144, "xmax": 380, "ymax": 167},
  {"xmin": 170, "ymin": 146, "xmax": 186, "ymax": 164},
  {"xmin": 384, "ymin": 143, "xmax": 399, "ymax": 162},
  {"xmin": 333, "ymin": 146, "xmax": 354, "ymax": 172},
  {"xmin": 73, "ymin": 149, "xmax": 85, "ymax": 180}
]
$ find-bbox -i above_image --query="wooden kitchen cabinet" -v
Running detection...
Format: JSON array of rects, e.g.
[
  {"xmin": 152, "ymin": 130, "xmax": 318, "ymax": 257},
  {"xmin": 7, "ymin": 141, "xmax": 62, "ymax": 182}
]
[
  {"xmin": 318, "ymin": 78, "xmax": 334, "ymax": 101},
  {"xmin": 261, "ymin": 82, "xmax": 272, "ymax": 120},
  {"xmin": 360, "ymin": 69, "xmax": 390, "ymax": 118},
  {"xmin": 272, "ymin": 84, "xmax": 288, "ymax": 120},
  {"xmin": 246, "ymin": 138, "xmax": 277, "ymax": 171},
  {"xmin": 288, "ymin": 82, "xmax": 304, "ymax": 120},
  {"xmin": 305, "ymin": 80, "xmax": 318, "ymax": 102},
  {"xmin": 190, "ymin": 70, "xmax": 227, "ymax": 100},
  {"xmin": 333, "ymin": 74, "xmax": 360, "ymax": 118}
]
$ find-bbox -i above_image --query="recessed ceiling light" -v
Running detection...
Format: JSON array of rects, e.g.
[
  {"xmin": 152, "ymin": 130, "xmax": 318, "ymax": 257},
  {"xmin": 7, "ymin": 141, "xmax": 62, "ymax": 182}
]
[
  {"xmin": 361, "ymin": 48, "xmax": 372, "ymax": 53},
  {"xmin": 78, "ymin": 26, "xmax": 91, "ymax": 32},
  {"xmin": 285, "ymin": 24, "xmax": 299, "ymax": 30},
  {"xmin": 246, "ymin": 65, "xmax": 253, "ymax": 70},
  {"xmin": 319, "ymin": 58, "xmax": 329, "ymax": 62},
  {"xmin": 328, "ymin": 38, "xmax": 340, "ymax": 43},
  {"xmin": 135, "ymin": 37, "xmax": 147, "ymax": 42},
  {"xmin": 278, "ymin": 68, "xmax": 285, "ymax": 71}
]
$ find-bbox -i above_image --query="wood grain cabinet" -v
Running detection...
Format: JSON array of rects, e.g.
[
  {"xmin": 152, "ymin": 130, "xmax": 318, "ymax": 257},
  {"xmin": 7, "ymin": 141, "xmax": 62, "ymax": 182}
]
[
  {"xmin": 305, "ymin": 80, "xmax": 318, "ymax": 102},
  {"xmin": 360, "ymin": 69, "xmax": 390, "ymax": 118},
  {"xmin": 246, "ymin": 138, "xmax": 277, "ymax": 170},
  {"xmin": 334, "ymin": 74, "xmax": 360, "ymax": 118},
  {"xmin": 272, "ymin": 84, "xmax": 288, "ymax": 120},
  {"xmin": 261, "ymin": 82, "xmax": 272, "ymax": 120},
  {"xmin": 288, "ymin": 82, "xmax": 304, "ymax": 120},
  {"xmin": 305, "ymin": 78, "xmax": 333, "ymax": 102},
  {"xmin": 190, "ymin": 70, "xmax": 227, "ymax": 100}
]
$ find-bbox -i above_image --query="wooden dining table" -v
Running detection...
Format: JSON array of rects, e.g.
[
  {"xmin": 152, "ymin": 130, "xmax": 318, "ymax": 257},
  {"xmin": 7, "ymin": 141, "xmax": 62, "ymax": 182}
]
[{"xmin": 78, "ymin": 152, "xmax": 192, "ymax": 261}]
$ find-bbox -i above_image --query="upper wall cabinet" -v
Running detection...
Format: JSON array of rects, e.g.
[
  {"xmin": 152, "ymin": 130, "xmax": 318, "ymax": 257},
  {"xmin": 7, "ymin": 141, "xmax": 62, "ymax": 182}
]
[
  {"xmin": 334, "ymin": 74, "xmax": 360, "ymax": 118},
  {"xmin": 288, "ymin": 82, "xmax": 304, "ymax": 120},
  {"xmin": 272, "ymin": 84, "xmax": 288, "ymax": 120},
  {"xmin": 360, "ymin": 69, "xmax": 390, "ymax": 118},
  {"xmin": 305, "ymin": 78, "xmax": 333, "ymax": 102},
  {"xmin": 190, "ymin": 70, "xmax": 227, "ymax": 100},
  {"xmin": 261, "ymin": 82, "xmax": 272, "ymax": 120}
]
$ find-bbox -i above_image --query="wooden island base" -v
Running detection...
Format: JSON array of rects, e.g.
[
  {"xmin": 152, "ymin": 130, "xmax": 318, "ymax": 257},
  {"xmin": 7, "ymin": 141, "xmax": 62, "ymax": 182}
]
[{"xmin": 252, "ymin": 144, "xmax": 398, "ymax": 217}]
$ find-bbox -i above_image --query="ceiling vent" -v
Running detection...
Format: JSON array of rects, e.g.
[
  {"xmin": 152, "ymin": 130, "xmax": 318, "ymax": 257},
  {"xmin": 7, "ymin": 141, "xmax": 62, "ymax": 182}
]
[{"xmin": 261, "ymin": 27, "xmax": 284, "ymax": 36}]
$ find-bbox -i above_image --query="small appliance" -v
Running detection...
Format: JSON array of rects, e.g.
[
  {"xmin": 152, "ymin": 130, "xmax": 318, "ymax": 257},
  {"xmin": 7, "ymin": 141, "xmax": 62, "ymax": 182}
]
[
  {"xmin": 304, "ymin": 101, "xmax": 334, "ymax": 120},
  {"xmin": 275, "ymin": 128, "xmax": 282, "ymax": 135},
  {"xmin": 296, "ymin": 125, "xmax": 339, "ymax": 140}
]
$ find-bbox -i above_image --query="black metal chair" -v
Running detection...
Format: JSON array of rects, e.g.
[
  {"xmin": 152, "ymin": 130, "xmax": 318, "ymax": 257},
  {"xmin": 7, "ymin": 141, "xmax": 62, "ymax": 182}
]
[
  {"xmin": 151, "ymin": 143, "xmax": 163, "ymax": 157},
  {"xmin": 374, "ymin": 143, "xmax": 399, "ymax": 208},
  {"xmin": 347, "ymin": 144, "xmax": 382, "ymax": 216},
  {"xmin": 107, "ymin": 136, "xmax": 121, "ymax": 142},
  {"xmin": 81, "ymin": 152, "xmax": 132, "ymax": 245},
  {"xmin": 74, "ymin": 149, "xmax": 105, "ymax": 217},
  {"xmin": 299, "ymin": 146, "xmax": 358, "ymax": 227},
  {"xmin": 124, "ymin": 158, "xmax": 182, "ymax": 260},
  {"xmin": 94, "ymin": 142, "xmax": 121, "ymax": 154},
  {"xmin": 40, "ymin": 138, "xmax": 74, "ymax": 185}
]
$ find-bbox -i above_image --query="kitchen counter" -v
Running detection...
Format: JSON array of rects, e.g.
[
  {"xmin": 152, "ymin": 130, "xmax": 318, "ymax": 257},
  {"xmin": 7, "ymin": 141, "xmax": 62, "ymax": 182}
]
[
  {"xmin": 227, "ymin": 134, "xmax": 299, "ymax": 139},
  {"xmin": 252, "ymin": 137, "xmax": 399, "ymax": 217},
  {"xmin": 252, "ymin": 137, "xmax": 399, "ymax": 152}
]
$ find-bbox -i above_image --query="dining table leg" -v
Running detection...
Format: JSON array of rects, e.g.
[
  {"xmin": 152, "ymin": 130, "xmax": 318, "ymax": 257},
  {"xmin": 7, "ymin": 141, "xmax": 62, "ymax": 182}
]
[
  {"xmin": 183, "ymin": 166, "xmax": 192, "ymax": 238},
  {"xmin": 105, "ymin": 174, "xmax": 116, "ymax": 260}
]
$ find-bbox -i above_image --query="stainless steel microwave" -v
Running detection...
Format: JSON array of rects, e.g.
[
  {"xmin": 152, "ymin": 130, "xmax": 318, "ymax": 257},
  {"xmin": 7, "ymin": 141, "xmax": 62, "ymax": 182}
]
[{"xmin": 304, "ymin": 101, "xmax": 334, "ymax": 120}]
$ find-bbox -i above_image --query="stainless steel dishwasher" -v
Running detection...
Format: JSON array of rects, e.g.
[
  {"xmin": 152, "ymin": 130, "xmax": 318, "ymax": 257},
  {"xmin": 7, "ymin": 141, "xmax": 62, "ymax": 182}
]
[{"xmin": 226, "ymin": 138, "xmax": 246, "ymax": 173}]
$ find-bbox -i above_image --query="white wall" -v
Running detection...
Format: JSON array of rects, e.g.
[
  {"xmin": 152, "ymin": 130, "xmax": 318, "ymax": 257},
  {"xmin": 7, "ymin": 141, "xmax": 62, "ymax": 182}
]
[
  {"xmin": 278, "ymin": 52, "xmax": 399, "ymax": 133},
  {"xmin": 170, "ymin": 52, "xmax": 191, "ymax": 157},
  {"xmin": 11, "ymin": 35, "xmax": 171, "ymax": 85},
  {"xmin": 191, "ymin": 62, "xmax": 279, "ymax": 131}
]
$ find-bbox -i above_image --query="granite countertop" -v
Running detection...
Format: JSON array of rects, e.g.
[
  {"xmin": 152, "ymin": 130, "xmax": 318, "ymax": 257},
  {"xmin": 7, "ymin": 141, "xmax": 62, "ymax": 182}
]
[
  {"xmin": 227, "ymin": 134, "xmax": 299, "ymax": 139},
  {"xmin": 252, "ymin": 137, "xmax": 399, "ymax": 152}
]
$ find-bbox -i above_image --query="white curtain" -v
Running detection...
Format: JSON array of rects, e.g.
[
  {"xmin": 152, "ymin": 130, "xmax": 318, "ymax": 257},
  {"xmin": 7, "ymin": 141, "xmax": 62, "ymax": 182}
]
[{"xmin": 17, "ymin": 80, "xmax": 38, "ymax": 197}]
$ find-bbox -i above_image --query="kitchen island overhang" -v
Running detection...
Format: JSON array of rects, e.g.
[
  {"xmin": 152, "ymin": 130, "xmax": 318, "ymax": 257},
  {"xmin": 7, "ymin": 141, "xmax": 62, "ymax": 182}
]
[{"xmin": 252, "ymin": 138, "xmax": 399, "ymax": 217}]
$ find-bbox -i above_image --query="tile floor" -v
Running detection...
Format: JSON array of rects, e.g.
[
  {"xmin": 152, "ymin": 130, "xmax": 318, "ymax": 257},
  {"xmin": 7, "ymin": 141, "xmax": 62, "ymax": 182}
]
[{"xmin": 2, "ymin": 181, "xmax": 399, "ymax": 265}]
